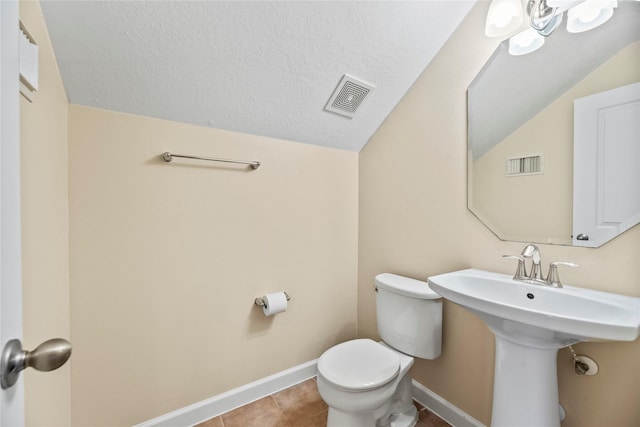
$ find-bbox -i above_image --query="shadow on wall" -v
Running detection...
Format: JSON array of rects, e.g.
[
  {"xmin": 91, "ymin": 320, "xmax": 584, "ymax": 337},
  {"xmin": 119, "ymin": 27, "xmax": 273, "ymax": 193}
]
[{"xmin": 248, "ymin": 300, "xmax": 279, "ymax": 334}]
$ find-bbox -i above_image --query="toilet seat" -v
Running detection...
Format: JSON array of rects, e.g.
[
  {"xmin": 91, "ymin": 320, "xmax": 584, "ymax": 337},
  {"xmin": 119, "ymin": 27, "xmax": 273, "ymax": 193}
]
[{"xmin": 318, "ymin": 339, "xmax": 400, "ymax": 392}]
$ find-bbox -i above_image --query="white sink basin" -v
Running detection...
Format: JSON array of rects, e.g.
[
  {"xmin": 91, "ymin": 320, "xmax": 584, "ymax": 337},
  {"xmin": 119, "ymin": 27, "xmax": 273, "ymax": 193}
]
[
  {"xmin": 427, "ymin": 268, "xmax": 640, "ymax": 343},
  {"xmin": 427, "ymin": 268, "xmax": 640, "ymax": 427}
]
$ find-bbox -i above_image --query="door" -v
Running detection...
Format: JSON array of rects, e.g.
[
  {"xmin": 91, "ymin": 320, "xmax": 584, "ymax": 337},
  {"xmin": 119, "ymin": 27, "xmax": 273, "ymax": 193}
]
[
  {"xmin": 573, "ymin": 82, "xmax": 640, "ymax": 247},
  {"xmin": 1, "ymin": 0, "xmax": 26, "ymax": 424}
]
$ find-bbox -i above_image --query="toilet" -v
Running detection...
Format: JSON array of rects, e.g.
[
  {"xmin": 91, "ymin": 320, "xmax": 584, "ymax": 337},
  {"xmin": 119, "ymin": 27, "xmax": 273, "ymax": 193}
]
[{"xmin": 317, "ymin": 273, "xmax": 442, "ymax": 427}]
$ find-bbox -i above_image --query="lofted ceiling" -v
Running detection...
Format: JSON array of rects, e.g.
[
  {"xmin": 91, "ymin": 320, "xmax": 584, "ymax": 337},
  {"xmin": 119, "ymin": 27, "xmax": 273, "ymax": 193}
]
[{"xmin": 40, "ymin": 1, "xmax": 477, "ymax": 152}]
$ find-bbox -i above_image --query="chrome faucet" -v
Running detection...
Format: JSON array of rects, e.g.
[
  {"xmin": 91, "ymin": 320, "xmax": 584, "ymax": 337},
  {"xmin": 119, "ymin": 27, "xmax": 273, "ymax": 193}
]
[
  {"xmin": 503, "ymin": 244, "xmax": 578, "ymax": 288},
  {"xmin": 521, "ymin": 244, "xmax": 542, "ymax": 280}
]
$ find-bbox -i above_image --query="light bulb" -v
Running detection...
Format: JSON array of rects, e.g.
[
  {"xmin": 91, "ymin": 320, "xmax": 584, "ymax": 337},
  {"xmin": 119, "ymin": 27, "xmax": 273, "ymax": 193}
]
[
  {"xmin": 494, "ymin": 3, "xmax": 519, "ymax": 27},
  {"xmin": 509, "ymin": 28, "xmax": 545, "ymax": 55},
  {"xmin": 567, "ymin": 0, "xmax": 617, "ymax": 33},
  {"xmin": 485, "ymin": 0, "xmax": 524, "ymax": 37}
]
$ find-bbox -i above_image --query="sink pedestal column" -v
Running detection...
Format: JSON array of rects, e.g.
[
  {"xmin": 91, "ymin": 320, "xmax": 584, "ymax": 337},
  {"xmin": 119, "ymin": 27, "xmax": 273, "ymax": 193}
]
[{"xmin": 491, "ymin": 335, "xmax": 561, "ymax": 427}]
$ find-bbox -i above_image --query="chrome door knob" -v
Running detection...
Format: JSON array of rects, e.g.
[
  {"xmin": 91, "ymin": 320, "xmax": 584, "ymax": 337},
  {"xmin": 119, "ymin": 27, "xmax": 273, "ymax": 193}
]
[{"xmin": 1, "ymin": 338, "xmax": 71, "ymax": 389}]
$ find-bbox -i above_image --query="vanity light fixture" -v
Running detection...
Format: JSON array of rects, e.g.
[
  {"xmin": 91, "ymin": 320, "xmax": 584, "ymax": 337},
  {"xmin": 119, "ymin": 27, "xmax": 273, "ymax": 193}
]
[
  {"xmin": 528, "ymin": 0, "xmax": 567, "ymax": 36},
  {"xmin": 486, "ymin": 0, "xmax": 620, "ymax": 55}
]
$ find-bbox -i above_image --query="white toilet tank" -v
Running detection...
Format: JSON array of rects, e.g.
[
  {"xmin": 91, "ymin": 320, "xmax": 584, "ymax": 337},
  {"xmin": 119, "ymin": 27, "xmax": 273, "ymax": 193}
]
[{"xmin": 375, "ymin": 273, "xmax": 442, "ymax": 359}]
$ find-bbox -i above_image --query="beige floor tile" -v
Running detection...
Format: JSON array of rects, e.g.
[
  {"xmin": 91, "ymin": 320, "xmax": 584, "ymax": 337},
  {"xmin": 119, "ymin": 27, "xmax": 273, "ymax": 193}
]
[
  {"xmin": 222, "ymin": 396, "xmax": 292, "ymax": 427},
  {"xmin": 192, "ymin": 378, "xmax": 451, "ymax": 427},
  {"xmin": 273, "ymin": 378, "xmax": 328, "ymax": 423},
  {"xmin": 290, "ymin": 408, "xmax": 328, "ymax": 427},
  {"xmin": 417, "ymin": 408, "xmax": 452, "ymax": 427}
]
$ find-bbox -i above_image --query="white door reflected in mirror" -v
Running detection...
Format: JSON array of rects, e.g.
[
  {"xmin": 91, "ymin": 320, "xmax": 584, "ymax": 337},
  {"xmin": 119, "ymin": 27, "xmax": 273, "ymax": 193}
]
[{"xmin": 573, "ymin": 82, "xmax": 640, "ymax": 247}]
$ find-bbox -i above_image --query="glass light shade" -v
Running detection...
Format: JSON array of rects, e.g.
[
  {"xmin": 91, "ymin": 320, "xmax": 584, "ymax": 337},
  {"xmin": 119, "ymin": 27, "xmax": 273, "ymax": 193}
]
[
  {"xmin": 509, "ymin": 28, "xmax": 545, "ymax": 55},
  {"xmin": 546, "ymin": 0, "xmax": 583, "ymax": 8},
  {"xmin": 567, "ymin": 0, "xmax": 617, "ymax": 33},
  {"xmin": 485, "ymin": 0, "xmax": 524, "ymax": 37}
]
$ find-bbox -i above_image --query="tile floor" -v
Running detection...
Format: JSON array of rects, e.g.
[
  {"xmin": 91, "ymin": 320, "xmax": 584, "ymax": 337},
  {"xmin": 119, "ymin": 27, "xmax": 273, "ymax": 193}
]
[{"xmin": 195, "ymin": 378, "xmax": 451, "ymax": 427}]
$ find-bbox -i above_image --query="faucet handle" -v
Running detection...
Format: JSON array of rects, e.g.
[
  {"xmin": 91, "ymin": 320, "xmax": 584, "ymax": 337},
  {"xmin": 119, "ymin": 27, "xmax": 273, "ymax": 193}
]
[
  {"xmin": 502, "ymin": 255, "xmax": 527, "ymax": 280},
  {"xmin": 546, "ymin": 262, "xmax": 578, "ymax": 288}
]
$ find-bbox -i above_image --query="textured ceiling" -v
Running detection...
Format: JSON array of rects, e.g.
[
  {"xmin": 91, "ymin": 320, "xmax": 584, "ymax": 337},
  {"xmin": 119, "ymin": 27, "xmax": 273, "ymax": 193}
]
[{"xmin": 40, "ymin": 1, "xmax": 476, "ymax": 152}]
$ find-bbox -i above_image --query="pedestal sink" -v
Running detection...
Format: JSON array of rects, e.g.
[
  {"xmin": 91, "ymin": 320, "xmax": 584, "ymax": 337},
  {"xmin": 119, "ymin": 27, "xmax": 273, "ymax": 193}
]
[{"xmin": 427, "ymin": 268, "xmax": 640, "ymax": 427}]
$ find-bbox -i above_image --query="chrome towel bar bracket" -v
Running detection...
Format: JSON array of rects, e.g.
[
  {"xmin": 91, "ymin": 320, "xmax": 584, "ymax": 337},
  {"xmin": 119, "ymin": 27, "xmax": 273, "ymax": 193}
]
[{"xmin": 162, "ymin": 152, "xmax": 261, "ymax": 170}]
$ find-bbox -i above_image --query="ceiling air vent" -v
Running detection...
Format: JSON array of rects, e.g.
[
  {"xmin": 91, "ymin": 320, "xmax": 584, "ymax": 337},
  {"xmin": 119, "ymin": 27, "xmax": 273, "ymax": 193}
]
[{"xmin": 324, "ymin": 74, "xmax": 375, "ymax": 118}]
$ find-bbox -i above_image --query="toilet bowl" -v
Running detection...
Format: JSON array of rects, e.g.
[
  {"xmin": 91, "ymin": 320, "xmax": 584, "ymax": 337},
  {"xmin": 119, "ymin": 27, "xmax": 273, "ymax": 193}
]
[
  {"xmin": 317, "ymin": 339, "xmax": 417, "ymax": 427},
  {"xmin": 316, "ymin": 273, "xmax": 443, "ymax": 427}
]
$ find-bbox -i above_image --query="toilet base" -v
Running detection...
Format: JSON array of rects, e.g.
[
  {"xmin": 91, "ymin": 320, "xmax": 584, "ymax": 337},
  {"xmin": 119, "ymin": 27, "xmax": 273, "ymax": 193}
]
[
  {"xmin": 387, "ymin": 374, "xmax": 418, "ymax": 427},
  {"xmin": 326, "ymin": 408, "xmax": 378, "ymax": 427},
  {"xmin": 389, "ymin": 407, "xmax": 418, "ymax": 427},
  {"xmin": 326, "ymin": 402, "xmax": 417, "ymax": 427},
  {"xmin": 325, "ymin": 375, "xmax": 418, "ymax": 427}
]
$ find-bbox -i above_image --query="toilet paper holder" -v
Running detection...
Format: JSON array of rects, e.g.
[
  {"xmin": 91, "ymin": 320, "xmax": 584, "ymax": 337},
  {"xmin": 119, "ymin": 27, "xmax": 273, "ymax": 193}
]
[{"xmin": 254, "ymin": 292, "xmax": 290, "ymax": 307}]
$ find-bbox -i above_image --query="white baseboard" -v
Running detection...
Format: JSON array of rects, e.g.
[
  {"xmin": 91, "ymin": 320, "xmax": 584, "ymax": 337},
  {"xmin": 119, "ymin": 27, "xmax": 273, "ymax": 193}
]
[
  {"xmin": 135, "ymin": 359, "xmax": 486, "ymax": 427},
  {"xmin": 411, "ymin": 379, "xmax": 486, "ymax": 427},
  {"xmin": 134, "ymin": 359, "xmax": 318, "ymax": 427}
]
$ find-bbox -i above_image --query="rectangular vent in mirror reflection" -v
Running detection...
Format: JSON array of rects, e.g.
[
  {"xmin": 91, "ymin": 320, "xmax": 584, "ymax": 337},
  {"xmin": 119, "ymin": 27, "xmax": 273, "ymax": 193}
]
[{"xmin": 506, "ymin": 154, "xmax": 543, "ymax": 176}]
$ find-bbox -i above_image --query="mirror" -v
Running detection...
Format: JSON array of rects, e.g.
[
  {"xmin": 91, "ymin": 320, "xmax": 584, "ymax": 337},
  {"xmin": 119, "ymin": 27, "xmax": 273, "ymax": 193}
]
[{"xmin": 467, "ymin": 1, "xmax": 640, "ymax": 247}]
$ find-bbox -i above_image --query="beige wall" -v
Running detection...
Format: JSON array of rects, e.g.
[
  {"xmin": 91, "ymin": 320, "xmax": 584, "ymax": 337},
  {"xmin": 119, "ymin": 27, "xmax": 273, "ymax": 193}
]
[
  {"xmin": 359, "ymin": 2, "xmax": 640, "ymax": 427},
  {"xmin": 67, "ymin": 106, "xmax": 358, "ymax": 425},
  {"xmin": 21, "ymin": 1, "xmax": 640, "ymax": 426},
  {"xmin": 472, "ymin": 42, "xmax": 640, "ymax": 244},
  {"xmin": 19, "ymin": 1, "xmax": 71, "ymax": 426}
]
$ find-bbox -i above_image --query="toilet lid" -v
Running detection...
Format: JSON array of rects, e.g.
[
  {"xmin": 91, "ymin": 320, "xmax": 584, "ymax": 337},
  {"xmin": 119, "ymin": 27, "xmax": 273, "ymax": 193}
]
[{"xmin": 318, "ymin": 339, "xmax": 400, "ymax": 392}]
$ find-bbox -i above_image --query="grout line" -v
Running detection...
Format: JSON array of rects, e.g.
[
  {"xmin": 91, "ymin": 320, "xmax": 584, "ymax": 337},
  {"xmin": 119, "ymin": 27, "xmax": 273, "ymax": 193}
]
[{"xmin": 269, "ymin": 394, "xmax": 292, "ymax": 426}]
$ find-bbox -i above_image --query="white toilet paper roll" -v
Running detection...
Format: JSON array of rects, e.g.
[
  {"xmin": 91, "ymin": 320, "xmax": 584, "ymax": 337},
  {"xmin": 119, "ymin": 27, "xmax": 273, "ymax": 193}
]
[{"xmin": 262, "ymin": 291, "xmax": 288, "ymax": 316}]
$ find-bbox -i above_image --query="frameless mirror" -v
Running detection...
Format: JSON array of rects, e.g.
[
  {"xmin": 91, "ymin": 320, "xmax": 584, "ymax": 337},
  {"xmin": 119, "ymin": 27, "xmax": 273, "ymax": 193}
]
[{"xmin": 467, "ymin": 1, "xmax": 640, "ymax": 247}]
